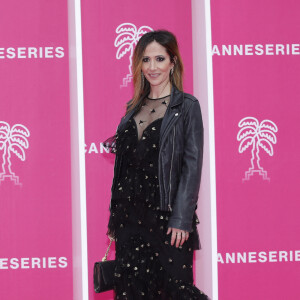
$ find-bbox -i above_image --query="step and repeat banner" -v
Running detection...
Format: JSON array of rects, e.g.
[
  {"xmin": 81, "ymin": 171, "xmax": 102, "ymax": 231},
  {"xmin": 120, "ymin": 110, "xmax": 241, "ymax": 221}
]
[
  {"xmin": 0, "ymin": 1, "xmax": 73, "ymax": 299},
  {"xmin": 80, "ymin": 0, "xmax": 195, "ymax": 299},
  {"xmin": 211, "ymin": 0, "xmax": 300, "ymax": 299},
  {"xmin": 2, "ymin": 0, "xmax": 299, "ymax": 299}
]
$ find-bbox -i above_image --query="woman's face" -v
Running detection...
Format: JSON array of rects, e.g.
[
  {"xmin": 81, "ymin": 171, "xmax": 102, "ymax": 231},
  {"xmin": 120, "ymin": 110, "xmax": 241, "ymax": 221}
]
[{"xmin": 141, "ymin": 41, "xmax": 174, "ymax": 88}]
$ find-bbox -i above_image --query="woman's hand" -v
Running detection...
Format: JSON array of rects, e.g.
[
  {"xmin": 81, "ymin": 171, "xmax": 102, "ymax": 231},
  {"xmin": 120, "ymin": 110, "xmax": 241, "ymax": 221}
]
[
  {"xmin": 167, "ymin": 227, "xmax": 189, "ymax": 248},
  {"xmin": 107, "ymin": 230, "xmax": 115, "ymax": 241},
  {"xmin": 108, "ymin": 234, "xmax": 115, "ymax": 241}
]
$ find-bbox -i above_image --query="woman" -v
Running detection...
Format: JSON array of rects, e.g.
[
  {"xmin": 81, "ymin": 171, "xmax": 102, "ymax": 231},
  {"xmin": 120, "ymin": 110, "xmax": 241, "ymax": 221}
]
[{"xmin": 106, "ymin": 30, "xmax": 208, "ymax": 299}]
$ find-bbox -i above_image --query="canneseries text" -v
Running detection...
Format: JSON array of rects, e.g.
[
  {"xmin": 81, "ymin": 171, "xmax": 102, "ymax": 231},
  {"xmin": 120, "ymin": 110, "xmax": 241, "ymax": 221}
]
[
  {"xmin": 0, "ymin": 257, "xmax": 68, "ymax": 269},
  {"xmin": 0, "ymin": 46, "xmax": 64, "ymax": 59}
]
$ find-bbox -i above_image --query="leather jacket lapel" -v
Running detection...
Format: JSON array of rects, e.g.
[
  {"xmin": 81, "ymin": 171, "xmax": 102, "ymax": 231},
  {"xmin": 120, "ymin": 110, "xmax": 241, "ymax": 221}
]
[{"xmin": 159, "ymin": 85, "xmax": 184, "ymax": 144}]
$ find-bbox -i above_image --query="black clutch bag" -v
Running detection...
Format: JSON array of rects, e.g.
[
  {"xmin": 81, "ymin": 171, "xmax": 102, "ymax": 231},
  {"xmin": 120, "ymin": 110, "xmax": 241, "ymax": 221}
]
[{"xmin": 94, "ymin": 238, "xmax": 116, "ymax": 293}]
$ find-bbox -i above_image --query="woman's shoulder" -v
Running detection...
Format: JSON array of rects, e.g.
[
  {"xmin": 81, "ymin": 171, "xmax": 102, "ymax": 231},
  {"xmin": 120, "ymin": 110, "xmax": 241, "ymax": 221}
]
[
  {"xmin": 180, "ymin": 91, "xmax": 201, "ymax": 114},
  {"xmin": 182, "ymin": 91, "xmax": 198, "ymax": 103},
  {"xmin": 180, "ymin": 91, "xmax": 202, "ymax": 120},
  {"xmin": 173, "ymin": 85, "xmax": 197, "ymax": 103}
]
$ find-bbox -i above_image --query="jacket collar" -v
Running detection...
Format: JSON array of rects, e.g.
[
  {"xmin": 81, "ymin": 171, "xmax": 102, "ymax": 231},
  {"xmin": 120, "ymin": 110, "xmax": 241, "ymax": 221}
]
[
  {"xmin": 159, "ymin": 85, "xmax": 183, "ymax": 143},
  {"xmin": 169, "ymin": 84, "xmax": 184, "ymax": 107}
]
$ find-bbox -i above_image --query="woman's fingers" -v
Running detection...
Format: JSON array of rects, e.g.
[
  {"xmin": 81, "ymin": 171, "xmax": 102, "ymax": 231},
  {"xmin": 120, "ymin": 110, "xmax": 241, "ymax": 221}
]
[
  {"xmin": 175, "ymin": 232, "xmax": 182, "ymax": 248},
  {"xmin": 171, "ymin": 229, "xmax": 177, "ymax": 246},
  {"xmin": 180, "ymin": 232, "xmax": 186, "ymax": 246},
  {"xmin": 185, "ymin": 232, "xmax": 189, "ymax": 241},
  {"xmin": 167, "ymin": 227, "xmax": 189, "ymax": 247}
]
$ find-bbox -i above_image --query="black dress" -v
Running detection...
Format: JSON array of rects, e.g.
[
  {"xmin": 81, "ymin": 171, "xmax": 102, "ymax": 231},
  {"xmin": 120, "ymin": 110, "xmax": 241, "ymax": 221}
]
[{"xmin": 107, "ymin": 96, "xmax": 208, "ymax": 300}]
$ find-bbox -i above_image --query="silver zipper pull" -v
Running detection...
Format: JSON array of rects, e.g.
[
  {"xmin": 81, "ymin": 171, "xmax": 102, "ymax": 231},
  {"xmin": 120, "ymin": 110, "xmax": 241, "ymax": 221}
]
[{"xmin": 168, "ymin": 204, "xmax": 172, "ymax": 212}]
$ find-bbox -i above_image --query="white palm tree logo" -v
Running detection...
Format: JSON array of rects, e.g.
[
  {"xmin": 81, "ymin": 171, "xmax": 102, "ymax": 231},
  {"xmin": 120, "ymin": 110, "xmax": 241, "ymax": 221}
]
[
  {"xmin": 237, "ymin": 117, "xmax": 278, "ymax": 181},
  {"xmin": 0, "ymin": 122, "xmax": 30, "ymax": 186},
  {"xmin": 115, "ymin": 23, "xmax": 153, "ymax": 88}
]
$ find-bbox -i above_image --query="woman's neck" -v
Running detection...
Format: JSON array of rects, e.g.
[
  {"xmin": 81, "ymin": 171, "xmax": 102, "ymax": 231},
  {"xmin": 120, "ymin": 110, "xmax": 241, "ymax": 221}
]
[{"xmin": 148, "ymin": 81, "xmax": 172, "ymax": 99}]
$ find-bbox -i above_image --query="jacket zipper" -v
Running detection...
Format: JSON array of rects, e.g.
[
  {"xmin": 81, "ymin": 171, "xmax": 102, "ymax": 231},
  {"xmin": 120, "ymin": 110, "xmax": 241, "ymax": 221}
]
[{"xmin": 168, "ymin": 126, "xmax": 176, "ymax": 211}]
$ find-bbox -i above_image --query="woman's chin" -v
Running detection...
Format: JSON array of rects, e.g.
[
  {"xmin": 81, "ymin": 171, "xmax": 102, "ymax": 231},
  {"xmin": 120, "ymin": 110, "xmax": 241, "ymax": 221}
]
[{"xmin": 148, "ymin": 78, "xmax": 170, "ymax": 88}]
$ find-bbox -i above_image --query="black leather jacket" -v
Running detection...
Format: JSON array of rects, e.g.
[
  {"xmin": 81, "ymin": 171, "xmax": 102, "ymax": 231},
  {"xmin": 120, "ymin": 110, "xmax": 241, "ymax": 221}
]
[{"xmin": 111, "ymin": 85, "xmax": 204, "ymax": 233}]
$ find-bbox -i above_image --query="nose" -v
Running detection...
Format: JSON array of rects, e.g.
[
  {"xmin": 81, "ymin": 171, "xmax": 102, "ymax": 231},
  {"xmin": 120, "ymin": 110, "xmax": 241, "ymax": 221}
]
[{"xmin": 149, "ymin": 59, "xmax": 157, "ymax": 71}]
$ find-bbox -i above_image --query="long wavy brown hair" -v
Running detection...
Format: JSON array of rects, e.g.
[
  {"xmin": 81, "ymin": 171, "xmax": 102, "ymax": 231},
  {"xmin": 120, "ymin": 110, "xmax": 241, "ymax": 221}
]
[{"xmin": 126, "ymin": 30, "xmax": 184, "ymax": 115}]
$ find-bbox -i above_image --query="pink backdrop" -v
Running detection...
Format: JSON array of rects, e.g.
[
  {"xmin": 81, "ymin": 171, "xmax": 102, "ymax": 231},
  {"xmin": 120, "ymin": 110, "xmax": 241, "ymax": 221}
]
[
  {"xmin": 211, "ymin": 0, "xmax": 300, "ymax": 299},
  {"xmin": 2, "ymin": 0, "xmax": 299, "ymax": 298},
  {"xmin": 0, "ymin": 1, "xmax": 73, "ymax": 299},
  {"xmin": 81, "ymin": 0, "xmax": 194, "ymax": 298}
]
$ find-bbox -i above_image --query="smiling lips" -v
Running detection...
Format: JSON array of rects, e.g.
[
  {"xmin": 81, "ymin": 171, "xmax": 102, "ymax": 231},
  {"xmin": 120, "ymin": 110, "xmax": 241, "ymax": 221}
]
[{"xmin": 148, "ymin": 73, "xmax": 160, "ymax": 78}]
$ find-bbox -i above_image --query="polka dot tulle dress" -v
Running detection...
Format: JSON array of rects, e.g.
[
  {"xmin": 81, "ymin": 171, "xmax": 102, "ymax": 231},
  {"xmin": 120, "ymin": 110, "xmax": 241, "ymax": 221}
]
[{"xmin": 106, "ymin": 95, "xmax": 208, "ymax": 300}]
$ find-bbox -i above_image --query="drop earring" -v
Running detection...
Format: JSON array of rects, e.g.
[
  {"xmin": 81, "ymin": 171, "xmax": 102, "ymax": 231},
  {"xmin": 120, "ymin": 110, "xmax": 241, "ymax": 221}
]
[{"xmin": 141, "ymin": 71, "xmax": 145, "ymax": 87}]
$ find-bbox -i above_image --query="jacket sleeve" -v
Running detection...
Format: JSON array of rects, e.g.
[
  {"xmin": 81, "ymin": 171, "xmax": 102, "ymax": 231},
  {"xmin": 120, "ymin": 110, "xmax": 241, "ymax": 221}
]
[{"xmin": 167, "ymin": 99, "xmax": 204, "ymax": 232}]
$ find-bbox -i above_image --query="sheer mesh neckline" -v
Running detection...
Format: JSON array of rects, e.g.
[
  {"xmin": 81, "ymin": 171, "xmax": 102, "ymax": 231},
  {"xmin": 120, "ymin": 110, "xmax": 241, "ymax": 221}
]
[
  {"xmin": 133, "ymin": 95, "xmax": 170, "ymax": 141},
  {"xmin": 146, "ymin": 94, "xmax": 171, "ymax": 101},
  {"xmin": 133, "ymin": 117, "xmax": 163, "ymax": 142}
]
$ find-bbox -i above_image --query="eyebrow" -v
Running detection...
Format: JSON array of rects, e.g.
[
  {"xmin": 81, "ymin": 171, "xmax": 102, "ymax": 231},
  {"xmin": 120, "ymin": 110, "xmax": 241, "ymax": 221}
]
[{"xmin": 142, "ymin": 55, "xmax": 165, "ymax": 58}]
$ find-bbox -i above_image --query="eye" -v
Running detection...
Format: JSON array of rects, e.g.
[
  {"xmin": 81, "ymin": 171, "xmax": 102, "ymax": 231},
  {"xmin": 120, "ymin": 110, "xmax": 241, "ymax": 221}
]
[
  {"xmin": 156, "ymin": 56, "xmax": 165, "ymax": 62},
  {"xmin": 142, "ymin": 57, "xmax": 149, "ymax": 62}
]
